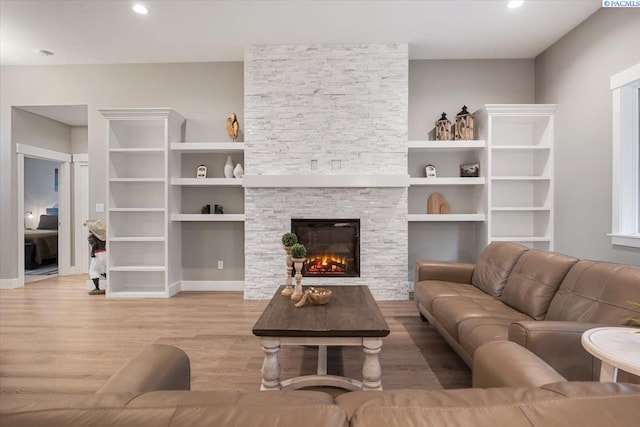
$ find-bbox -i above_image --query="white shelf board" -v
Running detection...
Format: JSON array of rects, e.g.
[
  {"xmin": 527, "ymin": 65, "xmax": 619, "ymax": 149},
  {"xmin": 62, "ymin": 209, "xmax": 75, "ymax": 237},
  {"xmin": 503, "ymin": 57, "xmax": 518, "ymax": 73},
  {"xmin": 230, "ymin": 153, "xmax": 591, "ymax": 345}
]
[
  {"xmin": 408, "ymin": 214, "xmax": 485, "ymax": 222},
  {"xmin": 109, "ymin": 237, "xmax": 166, "ymax": 242},
  {"xmin": 492, "ymin": 207, "xmax": 550, "ymax": 212},
  {"xmin": 171, "ymin": 214, "xmax": 245, "ymax": 222},
  {"xmin": 491, "ymin": 176, "xmax": 551, "ymax": 181},
  {"xmin": 409, "ymin": 177, "xmax": 485, "ymax": 186},
  {"xmin": 408, "ymin": 140, "xmax": 485, "ymax": 151},
  {"xmin": 171, "ymin": 178, "xmax": 242, "ymax": 186},
  {"xmin": 170, "ymin": 142, "xmax": 245, "ymax": 153},
  {"xmin": 107, "ymin": 290, "xmax": 168, "ymax": 298},
  {"xmin": 109, "ymin": 178, "xmax": 165, "ymax": 182},
  {"xmin": 491, "ymin": 236, "xmax": 551, "ymax": 242},
  {"xmin": 109, "ymin": 148, "xmax": 165, "ymax": 153},
  {"xmin": 109, "ymin": 266, "xmax": 166, "ymax": 272},
  {"xmin": 243, "ymin": 175, "xmax": 409, "ymax": 188},
  {"xmin": 110, "ymin": 208, "xmax": 165, "ymax": 212},
  {"xmin": 492, "ymin": 145, "xmax": 551, "ymax": 151}
]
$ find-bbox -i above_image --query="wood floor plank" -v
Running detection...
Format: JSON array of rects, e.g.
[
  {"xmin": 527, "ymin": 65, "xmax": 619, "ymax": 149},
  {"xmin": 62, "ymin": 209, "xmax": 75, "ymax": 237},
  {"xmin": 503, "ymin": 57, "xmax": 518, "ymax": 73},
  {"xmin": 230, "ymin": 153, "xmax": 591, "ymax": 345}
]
[{"xmin": 0, "ymin": 274, "xmax": 470, "ymax": 396}]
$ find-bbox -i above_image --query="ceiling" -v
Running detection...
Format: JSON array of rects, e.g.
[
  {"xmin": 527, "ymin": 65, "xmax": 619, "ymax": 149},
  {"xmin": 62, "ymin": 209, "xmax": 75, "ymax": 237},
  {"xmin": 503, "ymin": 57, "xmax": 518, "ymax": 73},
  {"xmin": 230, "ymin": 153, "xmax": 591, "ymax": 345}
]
[
  {"xmin": 0, "ymin": 0, "xmax": 601, "ymax": 66},
  {"xmin": 16, "ymin": 105, "xmax": 88, "ymax": 126}
]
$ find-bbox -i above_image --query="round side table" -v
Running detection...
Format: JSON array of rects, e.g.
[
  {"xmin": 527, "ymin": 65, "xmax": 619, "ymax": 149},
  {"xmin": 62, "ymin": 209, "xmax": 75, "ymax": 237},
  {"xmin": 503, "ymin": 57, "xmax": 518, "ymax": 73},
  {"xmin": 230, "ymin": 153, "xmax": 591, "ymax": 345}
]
[{"xmin": 581, "ymin": 327, "xmax": 640, "ymax": 382}]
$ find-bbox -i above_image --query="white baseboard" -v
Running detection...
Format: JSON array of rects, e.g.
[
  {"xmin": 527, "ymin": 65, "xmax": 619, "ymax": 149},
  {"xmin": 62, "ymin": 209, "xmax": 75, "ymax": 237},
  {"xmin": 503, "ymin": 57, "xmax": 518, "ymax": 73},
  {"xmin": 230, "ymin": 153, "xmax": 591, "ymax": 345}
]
[
  {"xmin": 168, "ymin": 281, "xmax": 181, "ymax": 296},
  {"xmin": 0, "ymin": 278, "xmax": 22, "ymax": 289},
  {"xmin": 180, "ymin": 280, "xmax": 244, "ymax": 292}
]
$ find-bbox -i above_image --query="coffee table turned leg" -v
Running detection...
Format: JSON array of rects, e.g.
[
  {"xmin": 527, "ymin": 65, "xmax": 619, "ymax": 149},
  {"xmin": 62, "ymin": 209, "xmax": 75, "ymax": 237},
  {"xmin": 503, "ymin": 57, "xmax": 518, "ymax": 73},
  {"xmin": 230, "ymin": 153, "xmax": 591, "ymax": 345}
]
[
  {"xmin": 260, "ymin": 337, "xmax": 281, "ymax": 391},
  {"xmin": 362, "ymin": 337, "xmax": 383, "ymax": 390}
]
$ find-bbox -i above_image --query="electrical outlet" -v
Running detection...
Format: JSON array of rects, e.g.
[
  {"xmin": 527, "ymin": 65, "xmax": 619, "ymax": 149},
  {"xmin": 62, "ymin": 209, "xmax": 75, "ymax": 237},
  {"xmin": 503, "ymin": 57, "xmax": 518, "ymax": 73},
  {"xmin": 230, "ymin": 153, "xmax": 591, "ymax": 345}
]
[
  {"xmin": 218, "ymin": 260, "xmax": 224, "ymax": 269},
  {"xmin": 95, "ymin": 203, "xmax": 105, "ymax": 213}
]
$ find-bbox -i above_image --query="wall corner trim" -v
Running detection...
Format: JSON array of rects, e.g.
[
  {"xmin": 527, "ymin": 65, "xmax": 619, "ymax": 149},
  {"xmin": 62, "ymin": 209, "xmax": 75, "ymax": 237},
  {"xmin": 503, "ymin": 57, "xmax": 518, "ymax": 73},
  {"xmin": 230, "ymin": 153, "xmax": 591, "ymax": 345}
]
[{"xmin": 0, "ymin": 278, "xmax": 22, "ymax": 289}]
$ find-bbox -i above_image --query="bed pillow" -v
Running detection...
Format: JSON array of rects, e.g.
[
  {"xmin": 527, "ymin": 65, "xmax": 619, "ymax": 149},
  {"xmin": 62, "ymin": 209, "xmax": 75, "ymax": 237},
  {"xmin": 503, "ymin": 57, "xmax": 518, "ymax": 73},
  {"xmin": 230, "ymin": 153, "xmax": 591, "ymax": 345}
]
[{"xmin": 37, "ymin": 214, "xmax": 58, "ymax": 230}]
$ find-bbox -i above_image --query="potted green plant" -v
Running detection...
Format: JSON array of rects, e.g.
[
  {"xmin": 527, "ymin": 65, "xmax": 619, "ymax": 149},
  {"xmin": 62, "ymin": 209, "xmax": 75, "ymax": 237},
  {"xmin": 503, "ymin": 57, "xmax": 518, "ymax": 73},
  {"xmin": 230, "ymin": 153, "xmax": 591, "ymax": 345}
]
[
  {"xmin": 289, "ymin": 243, "xmax": 307, "ymax": 301},
  {"xmin": 290, "ymin": 243, "xmax": 307, "ymax": 260},
  {"xmin": 281, "ymin": 232, "xmax": 298, "ymax": 248},
  {"xmin": 280, "ymin": 233, "xmax": 298, "ymax": 297}
]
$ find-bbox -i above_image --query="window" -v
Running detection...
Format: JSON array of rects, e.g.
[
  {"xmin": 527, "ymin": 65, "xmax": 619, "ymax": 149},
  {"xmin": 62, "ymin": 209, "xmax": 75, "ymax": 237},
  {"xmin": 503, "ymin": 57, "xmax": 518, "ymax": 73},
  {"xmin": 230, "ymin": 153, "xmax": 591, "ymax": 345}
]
[{"xmin": 609, "ymin": 63, "xmax": 640, "ymax": 248}]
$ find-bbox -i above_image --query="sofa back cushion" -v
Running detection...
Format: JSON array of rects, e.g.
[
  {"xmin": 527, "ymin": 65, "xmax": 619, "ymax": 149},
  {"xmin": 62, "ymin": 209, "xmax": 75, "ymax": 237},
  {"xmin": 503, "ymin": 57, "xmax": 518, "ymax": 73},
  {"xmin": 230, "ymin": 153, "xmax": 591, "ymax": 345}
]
[
  {"xmin": 546, "ymin": 260, "xmax": 640, "ymax": 323},
  {"xmin": 500, "ymin": 250, "xmax": 578, "ymax": 320},
  {"xmin": 471, "ymin": 242, "xmax": 528, "ymax": 298}
]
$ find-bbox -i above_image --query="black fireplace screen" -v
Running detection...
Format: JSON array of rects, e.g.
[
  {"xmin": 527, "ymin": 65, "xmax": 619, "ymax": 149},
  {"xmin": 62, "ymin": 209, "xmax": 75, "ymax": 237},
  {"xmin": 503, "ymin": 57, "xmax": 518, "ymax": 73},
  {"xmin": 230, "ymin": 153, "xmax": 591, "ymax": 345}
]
[{"xmin": 291, "ymin": 219, "xmax": 360, "ymax": 277}]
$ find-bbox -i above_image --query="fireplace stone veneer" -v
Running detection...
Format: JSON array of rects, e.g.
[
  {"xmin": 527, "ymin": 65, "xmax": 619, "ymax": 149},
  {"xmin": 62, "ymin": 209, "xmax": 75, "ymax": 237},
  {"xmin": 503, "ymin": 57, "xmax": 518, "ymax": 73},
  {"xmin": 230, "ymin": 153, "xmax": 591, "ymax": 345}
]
[{"xmin": 244, "ymin": 44, "xmax": 408, "ymax": 300}]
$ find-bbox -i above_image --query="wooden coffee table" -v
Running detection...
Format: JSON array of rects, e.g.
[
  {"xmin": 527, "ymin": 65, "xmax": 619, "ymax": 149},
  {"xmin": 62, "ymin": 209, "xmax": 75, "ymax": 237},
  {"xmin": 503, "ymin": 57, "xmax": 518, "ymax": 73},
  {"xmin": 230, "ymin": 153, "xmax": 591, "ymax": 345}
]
[{"xmin": 252, "ymin": 285, "xmax": 390, "ymax": 391}]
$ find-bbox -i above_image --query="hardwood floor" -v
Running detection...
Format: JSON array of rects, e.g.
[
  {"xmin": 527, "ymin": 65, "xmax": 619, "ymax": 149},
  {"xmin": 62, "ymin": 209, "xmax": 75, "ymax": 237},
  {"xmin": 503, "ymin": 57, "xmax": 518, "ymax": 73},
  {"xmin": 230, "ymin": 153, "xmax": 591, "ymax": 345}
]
[{"xmin": 0, "ymin": 275, "xmax": 470, "ymax": 396}]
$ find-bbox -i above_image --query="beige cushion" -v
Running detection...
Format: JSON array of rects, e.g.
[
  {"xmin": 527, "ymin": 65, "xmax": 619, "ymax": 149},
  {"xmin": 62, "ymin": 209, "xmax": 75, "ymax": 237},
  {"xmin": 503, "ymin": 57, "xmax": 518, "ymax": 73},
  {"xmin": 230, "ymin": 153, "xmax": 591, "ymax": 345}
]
[
  {"xmin": 414, "ymin": 280, "xmax": 492, "ymax": 313},
  {"xmin": 546, "ymin": 261, "xmax": 640, "ymax": 323},
  {"xmin": 471, "ymin": 242, "xmax": 528, "ymax": 298},
  {"xmin": 500, "ymin": 250, "xmax": 578, "ymax": 320},
  {"xmin": 458, "ymin": 317, "xmax": 513, "ymax": 357}
]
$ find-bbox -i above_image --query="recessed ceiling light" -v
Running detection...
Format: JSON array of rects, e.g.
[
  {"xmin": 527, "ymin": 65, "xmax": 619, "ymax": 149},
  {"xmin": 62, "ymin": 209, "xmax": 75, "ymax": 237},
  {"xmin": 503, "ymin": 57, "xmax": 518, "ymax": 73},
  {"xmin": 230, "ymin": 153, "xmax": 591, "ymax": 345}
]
[
  {"xmin": 508, "ymin": 0, "xmax": 524, "ymax": 8},
  {"xmin": 132, "ymin": 4, "xmax": 149, "ymax": 15}
]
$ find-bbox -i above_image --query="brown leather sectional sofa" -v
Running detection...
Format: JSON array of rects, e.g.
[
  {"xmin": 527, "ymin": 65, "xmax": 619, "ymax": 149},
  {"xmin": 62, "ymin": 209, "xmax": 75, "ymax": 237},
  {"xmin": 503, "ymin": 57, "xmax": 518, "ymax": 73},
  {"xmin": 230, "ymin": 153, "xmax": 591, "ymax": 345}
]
[
  {"xmin": 414, "ymin": 242, "xmax": 640, "ymax": 381},
  {"xmin": 2, "ymin": 342, "xmax": 639, "ymax": 426}
]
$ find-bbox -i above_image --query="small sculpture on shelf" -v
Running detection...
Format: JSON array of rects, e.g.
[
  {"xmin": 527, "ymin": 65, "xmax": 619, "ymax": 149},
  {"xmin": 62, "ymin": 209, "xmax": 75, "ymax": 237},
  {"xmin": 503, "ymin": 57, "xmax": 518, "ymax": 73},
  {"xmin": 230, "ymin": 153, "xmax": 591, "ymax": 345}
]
[
  {"xmin": 214, "ymin": 204, "xmax": 224, "ymax": 214},
  {"xmin": 201, "ymin": 204, "xmax": 211, "ymax": 214},
  {"xmin": 289, "ymin": 243, "xmax": 307, "ymax": 301},
  {"xmin": 224, "ymin": 156, "xmax": 234, "ymax": 178},
  {"xmin": 226, "ymin": 113, "xmax": 240, "ymax": 142},
  {"xmin": 454, "ymin": 105, "xmax": 474, "ymax": 141},
  {"xmin": 425, "ymin": 164, "xmax": 437, "ymax": 178},
  {"xmin": 196, "ymin": 164, "xmax": 207, "ymax": 178},
  {"xmin": 428, "ymin": 192, "xmax": 451, "ymax": 215},
  {"xmin": 460, "ymin": 162, "xmax": 480, "ymax": 177},
  {"xmin": 233, "ymin": 163, "xmax": 244, "ymax": 178},
  {"xmin": 281, "ymin": 232, "xmax": 298, "ymax": 297},
  {"xmin": 435, "ymin": 112, "xmax": 452, "ymax": 141}
]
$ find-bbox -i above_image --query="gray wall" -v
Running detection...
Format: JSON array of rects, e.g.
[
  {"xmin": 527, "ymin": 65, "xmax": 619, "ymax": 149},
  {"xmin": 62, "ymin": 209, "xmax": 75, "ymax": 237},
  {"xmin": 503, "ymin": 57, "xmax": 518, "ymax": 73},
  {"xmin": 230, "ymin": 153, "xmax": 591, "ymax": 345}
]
[
  {"xmin": 408, "ymin": 59, "xmax": 535, "ymax": 280},
  {"xmin": 535, "ymin": 9, "xmax": 640, "ymax": 266},
  {"xmin": 1, "ymin": 62, "xmax": 244, "ymax": 280}
]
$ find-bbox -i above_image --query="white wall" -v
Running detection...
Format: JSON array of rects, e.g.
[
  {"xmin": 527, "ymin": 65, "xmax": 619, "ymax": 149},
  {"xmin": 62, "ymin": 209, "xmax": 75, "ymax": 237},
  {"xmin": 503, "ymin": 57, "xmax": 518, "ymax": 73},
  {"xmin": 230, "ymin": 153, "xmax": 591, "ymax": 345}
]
[
  {"xmin": 0, "ymin": 62, "xmax": 244, "ymax": 280},
  {"xmin": 71, "ymin": 126, "xmax": 88, "ymax": 153},
  {"xmin": 407, "ymin": 59, "xmax": 535, "ymax": 279},
  {"xmin": 535, "ymin": 8, "xmax": 640, "ymax": 266}
]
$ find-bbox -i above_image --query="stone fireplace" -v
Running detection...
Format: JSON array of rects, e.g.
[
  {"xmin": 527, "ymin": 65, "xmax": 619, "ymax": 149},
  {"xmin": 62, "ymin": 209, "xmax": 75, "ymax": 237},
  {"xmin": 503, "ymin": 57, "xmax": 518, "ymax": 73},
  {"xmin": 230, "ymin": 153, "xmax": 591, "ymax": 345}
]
[
  {"xmin": 291, "ymin": 219, "xmax": 360, "ymax": 277},
  {"xmin": 243, "ymin": 44, "xmax": 409, "ymax": 300}
]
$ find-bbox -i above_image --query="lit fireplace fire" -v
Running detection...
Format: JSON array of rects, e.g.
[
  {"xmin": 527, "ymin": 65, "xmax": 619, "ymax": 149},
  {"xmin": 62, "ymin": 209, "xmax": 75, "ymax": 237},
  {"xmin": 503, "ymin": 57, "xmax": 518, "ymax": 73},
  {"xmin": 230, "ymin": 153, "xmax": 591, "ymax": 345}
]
[{"xmin": 305, "ymin": 253, "xmax": 348, "ymax": 275}]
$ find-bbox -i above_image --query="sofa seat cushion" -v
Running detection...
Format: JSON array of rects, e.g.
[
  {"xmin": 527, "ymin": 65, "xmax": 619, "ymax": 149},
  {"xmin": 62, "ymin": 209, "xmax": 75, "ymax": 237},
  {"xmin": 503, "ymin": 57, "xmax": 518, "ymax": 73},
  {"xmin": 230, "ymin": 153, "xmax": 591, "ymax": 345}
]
[
  {"xmin": 458, "ymin": 317, "xmax": 513, "ymax": 357},
  {"xmin": 546, "ymin": 260, "xmax": 640, "ymax": 323},
  {"xmin": 471, "ymin": 242, "xmax": 528, "ymax": 298},
  {"xmin": 336, "ymin": 383, "xmax": 640, "ymax": 427},
  {"xmin": 500, "ymin": 250, "xmax": 578, "ymax": 320},
  {"xmin": 415, "ymin": 280, "xmax": 493, "ymax": 313},
  {"xmin": 432, "ymin": 297, "xmax": 532, "ymax": 340}
]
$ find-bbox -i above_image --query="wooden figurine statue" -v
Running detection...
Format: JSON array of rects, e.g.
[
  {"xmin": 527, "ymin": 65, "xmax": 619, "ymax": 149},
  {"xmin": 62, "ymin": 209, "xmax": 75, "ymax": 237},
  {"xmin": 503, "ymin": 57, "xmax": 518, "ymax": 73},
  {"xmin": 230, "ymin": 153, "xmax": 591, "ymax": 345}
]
[
  {"xmin": 454, "ymin": 105, "xmax": 474, "ymax": 140},
  {"xmin": 428, "ymin": 193, "xmax": 451, "ymax": 215},
  {"xmin": 435, "ymin": 112, "xmax": 452, "ymax": 141},
  {"xmin": 226, "ymin": 113, "xmax": 239, "ymax": 142}
]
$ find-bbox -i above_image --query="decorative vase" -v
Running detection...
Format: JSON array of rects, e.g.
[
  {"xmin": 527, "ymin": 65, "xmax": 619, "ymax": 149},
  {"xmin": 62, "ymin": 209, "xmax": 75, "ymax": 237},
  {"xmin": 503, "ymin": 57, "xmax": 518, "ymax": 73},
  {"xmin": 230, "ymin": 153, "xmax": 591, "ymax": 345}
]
[
  {"xmin": 281, "ymin": 246, "xmax": 294, "ymax": 297},
  {"xmin": 233, "ymin": 163, "xmax": 244, "ymax": 178},
  {"xmin": 291, "ymin": 258, "xmax": 306, "ymax": 301},
  {"xmin": 223, "ymin": 156, "xmax": 234, "ymax": 178}
]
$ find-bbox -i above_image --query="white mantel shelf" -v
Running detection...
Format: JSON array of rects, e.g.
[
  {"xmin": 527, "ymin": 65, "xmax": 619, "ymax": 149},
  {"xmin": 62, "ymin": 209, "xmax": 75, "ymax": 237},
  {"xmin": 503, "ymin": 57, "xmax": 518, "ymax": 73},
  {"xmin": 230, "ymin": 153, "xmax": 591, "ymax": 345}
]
[{"xmin": 242, "ymin": 175, "xmax": 410, "ymax": 188}]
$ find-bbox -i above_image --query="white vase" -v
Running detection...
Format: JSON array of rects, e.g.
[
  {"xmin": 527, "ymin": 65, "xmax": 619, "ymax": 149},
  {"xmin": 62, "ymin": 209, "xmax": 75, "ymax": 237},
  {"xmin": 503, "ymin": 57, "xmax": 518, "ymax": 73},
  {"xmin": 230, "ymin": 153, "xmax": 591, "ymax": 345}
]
[
  {"xmin": 233, "ymin": 163, "xmax": 244, "ymax": 178},
  {"xmin": 223, "ymin": 156, "xmax": 233, "ymax": 178}
]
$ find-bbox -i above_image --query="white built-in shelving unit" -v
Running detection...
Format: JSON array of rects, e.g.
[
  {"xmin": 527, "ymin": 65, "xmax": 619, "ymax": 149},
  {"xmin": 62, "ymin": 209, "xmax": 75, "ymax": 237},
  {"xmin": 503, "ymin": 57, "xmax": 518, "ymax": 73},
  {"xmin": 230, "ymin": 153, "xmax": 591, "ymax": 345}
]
[
  {"xmin": 169, "ymin": 142, "xmax": 245, "ymax": 222},
  {"xmin": 476, "ymin": 104, "xmax": 556, "ymax": 251},
  {"xmin": 101, "ymin": 108, "xmax": 185, "ymax": 298},
  {"xmin": 407, "ymin": 140, "xmax": 487, "ymax": 223}
]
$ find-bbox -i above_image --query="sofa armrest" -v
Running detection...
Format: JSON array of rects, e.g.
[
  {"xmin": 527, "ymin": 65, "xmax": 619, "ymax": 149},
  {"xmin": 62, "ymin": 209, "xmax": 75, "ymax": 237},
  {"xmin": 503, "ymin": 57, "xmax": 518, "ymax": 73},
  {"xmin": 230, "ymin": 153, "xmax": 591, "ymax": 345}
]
[
  {"xmin": 414, "ymin": 260, "xmax": 474, "ymax": 284},
  {"xmin": 96, "ymin": 344, "xmax": 191, "ymax": 394},
  {"xmin": 472, "ymin": 341, "xmax": 566, "ymax": 388},
  {"xmin": 508, "ymin": 321, "xmax": 607, "ymax": 381}
]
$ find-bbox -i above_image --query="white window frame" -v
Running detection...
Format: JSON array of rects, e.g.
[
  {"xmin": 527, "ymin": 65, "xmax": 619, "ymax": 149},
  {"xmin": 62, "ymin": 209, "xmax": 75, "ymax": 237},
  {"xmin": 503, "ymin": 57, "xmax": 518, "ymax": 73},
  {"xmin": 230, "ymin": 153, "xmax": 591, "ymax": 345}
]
[{"xmin": 609, "ymin": 63, "xmax": 640, "ymax": 248}]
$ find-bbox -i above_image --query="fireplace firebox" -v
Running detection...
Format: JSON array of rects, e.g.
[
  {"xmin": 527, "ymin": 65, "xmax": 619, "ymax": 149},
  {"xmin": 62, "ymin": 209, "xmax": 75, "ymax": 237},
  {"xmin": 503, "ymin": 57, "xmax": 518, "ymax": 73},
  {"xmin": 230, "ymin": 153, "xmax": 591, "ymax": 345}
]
[{"xmin": 291, "ymin": 219, "xmax": 360, "ymax": 277}]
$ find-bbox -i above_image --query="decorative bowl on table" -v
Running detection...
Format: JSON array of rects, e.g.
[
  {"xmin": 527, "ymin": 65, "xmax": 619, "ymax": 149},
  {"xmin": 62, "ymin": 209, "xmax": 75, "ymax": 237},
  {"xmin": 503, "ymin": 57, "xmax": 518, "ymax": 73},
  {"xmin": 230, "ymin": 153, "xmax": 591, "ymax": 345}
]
[{"xmin": 307, "ymin": 287, "xmax": 332, "ymax": 305}]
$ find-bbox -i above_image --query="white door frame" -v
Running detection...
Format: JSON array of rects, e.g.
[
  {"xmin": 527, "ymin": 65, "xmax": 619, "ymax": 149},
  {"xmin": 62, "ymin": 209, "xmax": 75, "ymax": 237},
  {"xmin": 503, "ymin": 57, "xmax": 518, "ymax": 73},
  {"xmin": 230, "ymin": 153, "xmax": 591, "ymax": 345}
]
[
  {"xmin": 17, "ymin": 144, "xmax": 72, "ymax": 287},
  {"xmin": 72, "ymin": 153, "xmax": 89, "ymax": 274}
]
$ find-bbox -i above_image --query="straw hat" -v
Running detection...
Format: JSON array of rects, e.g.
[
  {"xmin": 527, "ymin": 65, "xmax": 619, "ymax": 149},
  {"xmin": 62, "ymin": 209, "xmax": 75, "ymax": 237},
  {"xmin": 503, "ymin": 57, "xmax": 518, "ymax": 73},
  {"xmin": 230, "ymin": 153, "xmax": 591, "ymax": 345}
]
[{"xmin": 85, "ymin": 219, "xmax": 106, "ymax": 241}]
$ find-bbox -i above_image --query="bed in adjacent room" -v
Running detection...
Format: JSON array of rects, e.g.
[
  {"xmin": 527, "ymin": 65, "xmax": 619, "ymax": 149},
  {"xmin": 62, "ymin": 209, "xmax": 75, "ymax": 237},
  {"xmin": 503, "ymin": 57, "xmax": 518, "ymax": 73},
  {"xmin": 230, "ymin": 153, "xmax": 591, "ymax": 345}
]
[{"xmin": 25, "ymin": 214, "xmax": 58, "ymax": 268}]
